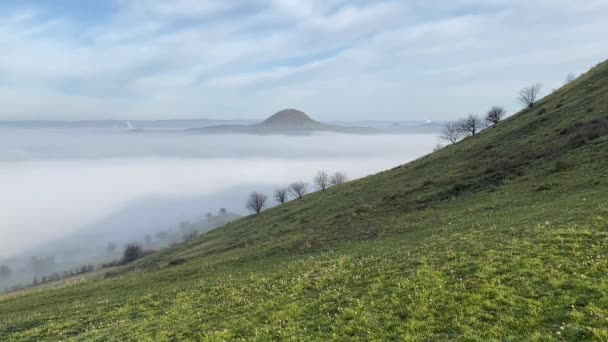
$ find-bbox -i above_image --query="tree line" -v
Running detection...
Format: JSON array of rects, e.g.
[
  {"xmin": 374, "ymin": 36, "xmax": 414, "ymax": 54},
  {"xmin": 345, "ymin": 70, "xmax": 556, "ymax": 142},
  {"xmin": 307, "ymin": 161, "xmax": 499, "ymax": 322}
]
[
  {"xmin": 440, "ymin": 83, "xmax": 544, "ymax": 145},
  {"xmin": 246, "ymin": 171, "xmax": 348, "ymax": 214}
]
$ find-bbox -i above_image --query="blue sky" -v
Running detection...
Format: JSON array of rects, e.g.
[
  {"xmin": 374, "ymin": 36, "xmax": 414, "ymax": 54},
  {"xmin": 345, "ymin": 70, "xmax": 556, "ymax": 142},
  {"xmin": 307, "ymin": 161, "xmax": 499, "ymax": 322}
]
[{"xmin": 1, "ymin": 0, "xmax": 607, "ymax": 121}]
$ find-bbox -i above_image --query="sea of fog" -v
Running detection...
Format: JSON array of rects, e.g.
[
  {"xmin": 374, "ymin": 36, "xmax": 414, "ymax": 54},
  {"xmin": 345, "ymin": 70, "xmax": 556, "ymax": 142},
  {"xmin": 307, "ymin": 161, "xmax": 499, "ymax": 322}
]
[{"xmin": 0, "ymin": 128, "xmax": 439, "ymax": 263}]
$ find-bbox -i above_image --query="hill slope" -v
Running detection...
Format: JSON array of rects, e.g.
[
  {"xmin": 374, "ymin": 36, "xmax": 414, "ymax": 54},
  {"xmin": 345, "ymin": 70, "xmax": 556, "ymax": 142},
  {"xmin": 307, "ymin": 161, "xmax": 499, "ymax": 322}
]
[{"xmin": 2, "ymin": 61, "xmax": 608, "ymax": 341}]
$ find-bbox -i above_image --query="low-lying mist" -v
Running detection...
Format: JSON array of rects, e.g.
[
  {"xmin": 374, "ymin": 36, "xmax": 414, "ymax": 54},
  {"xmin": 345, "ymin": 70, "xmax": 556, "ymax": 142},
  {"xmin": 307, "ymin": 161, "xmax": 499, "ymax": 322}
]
[{"xmin": 0, "ymin": 128, "xmax": 438, "ymax": 289}]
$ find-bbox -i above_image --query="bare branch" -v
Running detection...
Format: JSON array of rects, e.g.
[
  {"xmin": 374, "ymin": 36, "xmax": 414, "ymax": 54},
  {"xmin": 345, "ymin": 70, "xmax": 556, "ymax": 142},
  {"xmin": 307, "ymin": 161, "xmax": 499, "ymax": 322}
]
[
  {"xmin": 485, "ymin": 106, "xmax": 506, "ymax": 126},
  {"xmin": 288, "ymin": 181, "xmax": 308, "ymax": 199},
  {"xmin": 565, "ymin": 73, "xmax": 576, "ymax": 84},
  {"xmin": 518, "ymin": 83, "xmax": 542, "ymax": 109},
  {"xmin": 313, "ymin": 170, "xmax": 330, "ymax": 191},
  {"xmin": 274, "ymin": 188, "xmax": 289, "ymax": 204},
  {"xmin": 439, "ymin": 121, "xmax": 463, "ymax": 144},
  {"xmin": 246, "ymin": 191, "xmax": 267, "ymax": 214},
  {"xmin": 330, "ymin": 171, "xmax": 348, "ymax": 185}
]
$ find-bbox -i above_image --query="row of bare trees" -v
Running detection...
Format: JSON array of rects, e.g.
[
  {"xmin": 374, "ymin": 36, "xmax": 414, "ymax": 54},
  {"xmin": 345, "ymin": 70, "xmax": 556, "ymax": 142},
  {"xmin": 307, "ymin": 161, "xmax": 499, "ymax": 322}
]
[
  {"xmin": 246, "ymin": 171, "xmax": 348, "ymax": 214},
  {"xmin": 440, "ymin": 112, "xmax": 492, "ymax": 145},
  {"xmin": 440, "ymin": 83, "xmax": 544, "ymax": 145}
]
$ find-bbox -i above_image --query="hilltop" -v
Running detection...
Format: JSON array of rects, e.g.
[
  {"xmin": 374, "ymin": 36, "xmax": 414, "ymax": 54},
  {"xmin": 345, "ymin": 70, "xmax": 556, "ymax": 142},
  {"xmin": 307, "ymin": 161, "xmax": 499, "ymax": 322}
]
[
  {"xmin": 189, "ymin": 109, "xmax": 378, "ymax": 135},
  {"xmin": 257, "ymin": 109, "xmax": 326, "ymax": 129},
  {"xmin": 1, "ymin": 60, "xmax": 608, "ymax": 340}
]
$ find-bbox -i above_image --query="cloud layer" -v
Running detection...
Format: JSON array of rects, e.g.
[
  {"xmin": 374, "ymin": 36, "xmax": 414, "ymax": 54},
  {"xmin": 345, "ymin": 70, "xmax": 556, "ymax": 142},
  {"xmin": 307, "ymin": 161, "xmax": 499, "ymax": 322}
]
[
  {"xmin": 0, "ymin": 130, "xmax": 438, "ymax": 258},
  {"xmin": 1, "ymin": 0, "xmax": 607, "ymax": 120}
]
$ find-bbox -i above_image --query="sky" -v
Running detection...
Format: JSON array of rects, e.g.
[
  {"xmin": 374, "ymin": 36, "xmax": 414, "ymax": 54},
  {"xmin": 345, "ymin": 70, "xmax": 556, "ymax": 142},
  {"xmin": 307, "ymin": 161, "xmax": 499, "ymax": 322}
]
[{"xmin": 1, "ymin": 0, "xmax": 607, "ymax": 121}]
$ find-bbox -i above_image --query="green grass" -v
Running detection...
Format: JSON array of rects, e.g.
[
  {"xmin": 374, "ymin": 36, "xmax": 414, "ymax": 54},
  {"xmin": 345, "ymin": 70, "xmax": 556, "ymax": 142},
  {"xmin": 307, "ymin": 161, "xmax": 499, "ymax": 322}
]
[{"xmin": 2, "ymin": 60, "xmax": 608, "ymax": 341}]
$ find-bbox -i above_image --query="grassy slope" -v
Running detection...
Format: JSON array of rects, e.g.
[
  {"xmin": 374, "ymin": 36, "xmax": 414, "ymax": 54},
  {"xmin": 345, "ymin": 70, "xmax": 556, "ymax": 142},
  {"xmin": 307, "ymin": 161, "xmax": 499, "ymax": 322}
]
[{"xmin": 1, "ymin": 61, "xmax": 608, "ymax": 341}]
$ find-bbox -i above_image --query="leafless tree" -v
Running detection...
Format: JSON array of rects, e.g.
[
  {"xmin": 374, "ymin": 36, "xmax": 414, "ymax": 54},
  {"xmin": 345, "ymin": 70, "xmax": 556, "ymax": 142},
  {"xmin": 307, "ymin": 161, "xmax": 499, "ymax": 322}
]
[
  {"xmin": 123, "ymin": 242, "xmax": 144, "ymax": 263},
  {"xmin": 274, "ymin": 188, "xmax": 289, "ymax": 204},
  {"xmin": 457, "ymin": 114, "xmax": 484, "ymax": 136},
  {"xmin": 313, "ymin": 170, "xmax": 330, "ymax": 191},
  {"xmin": 439, "ymin": 121, "xmax": 463, "ymax": 144},
  {"xmin": 0, "ymin": 264, "xmax": 11, "ymax": 279},
  {"xmin": 485, "ymin": 106, "xmax": 506, "ymax": 126},
  {"xmin": 518, "ymin": 83, "xmax": 542, "ymax": 109},
  {"xmin": 330, "ymin": 171, "xmax": 348, "ymax": 185},
  {"xmin": 288, "ymin": 181, "xmax": 308, "ymax": 199},
  {"xmin": 433, "ymin": 144, "xmax": 444, "ymax": 152},
  {"xmin": 565, "ymin": 73, "xmax": 576, "ymax": 84},
  {"xmin": 218, "ymin": 208, "xmax": 227, "ymax": 216},
  {"xmin": 246, "ymin": 191, "xmax": 268, "ymax": 214}
]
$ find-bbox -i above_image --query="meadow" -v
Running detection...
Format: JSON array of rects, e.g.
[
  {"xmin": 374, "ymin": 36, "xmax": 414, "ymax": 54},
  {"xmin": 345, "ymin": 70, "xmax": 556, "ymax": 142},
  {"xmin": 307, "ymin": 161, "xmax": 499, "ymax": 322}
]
[{"xmin": 1, "ymin": 60, "xmax": 608, "ymax": 341}]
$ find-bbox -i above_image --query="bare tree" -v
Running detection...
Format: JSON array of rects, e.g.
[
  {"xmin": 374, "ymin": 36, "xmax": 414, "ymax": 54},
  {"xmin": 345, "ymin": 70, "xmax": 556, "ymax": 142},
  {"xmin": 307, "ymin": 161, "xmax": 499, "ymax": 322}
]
[
  {"xmin": 485, "ymin": 106, "xmax": 506, "ymax": 126},
  {"xmin": 123, "ymin": 242, "xmax": 144, "ymax": 263},
  {"xmin": 439, "ymin": 121, "xmax": 463, "ymax": 144},
  {"xmin": 518, "ymin": 83, "xmax": 542, "ymax": 109},
  {"xmin": 565, "ymin": 73, "xmax": 576, "ymax": 84},
  {"xmin": 330, "ymin": 171, "xmax": 348, "ymax": 185},
  {"xmin": 433, "ymin": 144, "xmax": 444, "ymax": 152},
  {"xmin": 457, "ymin": 114, "xmax": 483, "ymax": 136},
  {"xmin": 0, "ymin": 264, "xmax": 11, "ymax": 279},
  {"xmin": 313, "ymin": 170, "xmax": 330, "ymax": 191},
  {"xmin": 274, "ymin": 188, "xmax": 289, "ymax": 204},
  {"xmin": 246, "ymin": 191, "xmax": 268, "ymax": 214},
  {"xmin": 288, "ymin": 181, "xmax": 308, "ymax": 199},
  {"xmin": 218, "ymin": 208, "xmax": 227, "ymax": 216}
]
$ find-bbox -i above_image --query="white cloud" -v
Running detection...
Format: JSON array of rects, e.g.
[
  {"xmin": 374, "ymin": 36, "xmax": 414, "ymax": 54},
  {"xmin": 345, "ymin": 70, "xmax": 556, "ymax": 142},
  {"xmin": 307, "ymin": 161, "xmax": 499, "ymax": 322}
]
[{"xmin": 0, "ymin": 0, "xmax": 607, "ymax": 120}]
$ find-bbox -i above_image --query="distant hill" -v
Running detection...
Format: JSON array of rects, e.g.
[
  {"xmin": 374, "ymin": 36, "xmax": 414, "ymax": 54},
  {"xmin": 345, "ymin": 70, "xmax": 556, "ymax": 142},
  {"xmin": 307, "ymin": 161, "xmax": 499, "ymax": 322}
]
[{"xmin": 189, "ymin": 109, "xmax": 379, "ymax": 135}]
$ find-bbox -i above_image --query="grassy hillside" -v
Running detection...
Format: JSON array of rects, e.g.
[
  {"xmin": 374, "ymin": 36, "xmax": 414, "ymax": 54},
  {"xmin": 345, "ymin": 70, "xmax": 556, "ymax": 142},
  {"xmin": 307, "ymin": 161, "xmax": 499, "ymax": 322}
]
[{"xmin": 1, "ymin": 60, "xmax": 608, "ymax": 341}]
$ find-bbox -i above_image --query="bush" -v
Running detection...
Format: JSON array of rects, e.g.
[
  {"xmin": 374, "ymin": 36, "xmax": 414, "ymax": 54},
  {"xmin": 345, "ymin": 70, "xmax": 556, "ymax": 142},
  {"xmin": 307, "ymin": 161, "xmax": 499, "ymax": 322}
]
[
  {"xmin": 562, "ymin": 117, "xmax": 608, "ymax": 147},
  {"xmin": 122, "ymin": 242, "xmax": 144, "ymax": 263}
]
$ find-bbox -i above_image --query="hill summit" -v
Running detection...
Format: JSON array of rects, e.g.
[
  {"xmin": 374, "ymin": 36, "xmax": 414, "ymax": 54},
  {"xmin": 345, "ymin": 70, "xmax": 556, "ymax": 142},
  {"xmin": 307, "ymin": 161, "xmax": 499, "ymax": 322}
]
[{"xmin": 257, "ymin": 109, "xmax": 326, "ymax": 130}]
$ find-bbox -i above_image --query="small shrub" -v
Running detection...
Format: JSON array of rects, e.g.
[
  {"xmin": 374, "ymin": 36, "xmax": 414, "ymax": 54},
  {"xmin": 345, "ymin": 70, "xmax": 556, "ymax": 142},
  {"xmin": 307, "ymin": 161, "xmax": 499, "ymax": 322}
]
[
  {"xmin": 168, "ymin": 258, "xmax": 187, "ymax": 266},
  {"xmin": 485, "ymin": 159, "xmax": 514, "ymax": 174},
  {"xmin": 563, "ymin": 117, "xmax": 608, "ymax": 147},
  {"xmin": 122, "ymin": 242, "xmax": 144, "ymax": 263},
  {"xmin": 535, "ymin": 184, "xmax": 552, "ymax": 192},
  {"xmin": 354, "ymin": 205, "xmax": 373, "ymax": 215}
]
